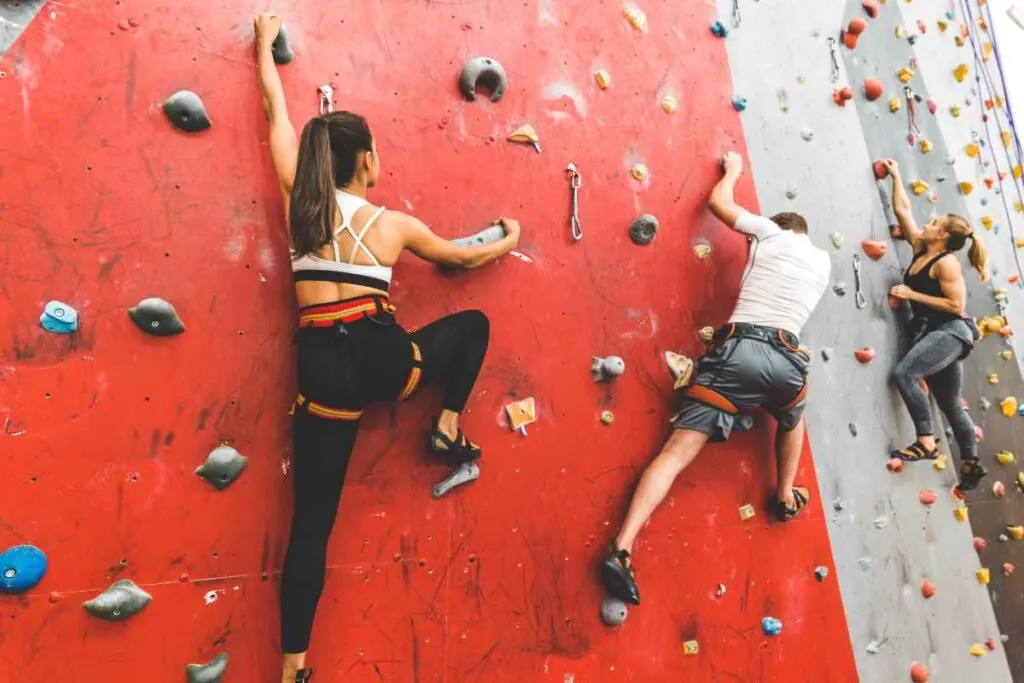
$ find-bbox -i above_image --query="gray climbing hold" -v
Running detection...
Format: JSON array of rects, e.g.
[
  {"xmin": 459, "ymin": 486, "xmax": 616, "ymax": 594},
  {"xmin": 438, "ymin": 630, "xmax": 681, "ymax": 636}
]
[
  {"xmin": 599, "ymin": 597, "xmax": 628, "ymax": 626},
  {"xmin": 833, "ymin": 498, "xmax": 845, "ymax": 511},
  {"xmin": 848, "ymin": 423, "xmax": 858, "ymax": 437},
  {"xmin": 814, "ymin": 566, "xmax": 829, "ymax": 582},
  {"xmin": 128, "ymin": 297, "xmax": 185, "ymax": 336},
  {"xmin": 162, "ymin": 90, "xmax": 212, "ymax": 133},
  {"xmin": 186, "ymin": 653, "xmax": 230, "ymax": 683},
  {"xmin": 908, "ymin": 34, "xmax": 918, "ymax": 45},
  {"xmin": 785, "ymin": 188, "xmax": 798, "ymax": 200},
  {"xmin": 271, "ymin": 24, "xmax": 293, "ymax": 65},
  {"xmin": 980, "ymin": 198, "xmax": 988, "ymax": 206},
  {"xmin": 195, "ymin": 445, "xmax": 248, "ymax": 491},
  {"xmin": 628, "ymin": 214, "xmax": 659, "ymax": 246},
  {"xmin": 591, "ymin": 356, "xmax": 625, "ymax": 382},
  {"xmin": 865, "ymin": 640, "xmax": 881, "ymax": 654},
  {"xmin": 936, "ymin": 174, "xmax": 947, "ymax": 183},
  {"xmin": 821, "ymin": 348, "xmax": 833, "ymax": 361},
  {"xmin": 39, "ymin": 300, "xmax": 78, "ymax": 334},
  {"xmin": 800, "ymin": 128, "xmax": 814, "ymax": 142},
  {"xmin": 452, "ymin": 224, "xmax": 506, "ymax": 249},
  {"xmin": 829, "ymin": 233, "xmax": 844, "ymax": 250},
  {"xmin": 832, "ymin": 282, "xmax": 847, "ymax": 297},
  {"xmin": 944, "ymin": 426, "xmax": 954, "ymax": 438},
  {"xmin": 459, "ymin": 56, "xmax": 508, "ymax": 102},
  {"xmin": 734, "ymin": 414, "xmax": 755, "ymax": 432},
  {"xmin": 858, "ymin": 557, "xmax": 872, "ymax": 569},
  {"xmin": 431, "ymin": 461, "xmax": 480, "ymax": 499},
  {"xmin": 978, "ymin": 398, "xmax": 992, "ymax": 410},
  {"xmin": 946, "ymin": 156, "xmax": 956, "ymax": 165},
  {"xmin": 873, "ymin": 516, "xmax": 888, "ymax": 529},
  {"xmin": 83, "ymin": 579, "xmax": 151, "ymax": 620},
  {"xmin": 965, "ymin": 97, "xmax": 972, "ymax": 106}
]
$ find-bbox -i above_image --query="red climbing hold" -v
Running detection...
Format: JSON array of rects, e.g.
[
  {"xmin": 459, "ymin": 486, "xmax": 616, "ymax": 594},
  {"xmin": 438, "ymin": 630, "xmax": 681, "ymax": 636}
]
[
  {"xmin": 1005, "ymin": 563, "xmax": 1016, "ymax": 575},
  {"xmin": 861, "ymin": 240, "xmax": 887, "ymax": 260},
  {"xmin": 848, "ymin": 18, "xmax": 868, "ymax": 35},
  {"xmin": 917, "ymin": 19, "xmax": 927, "ymax": 34},
  {"xmin": 843, "ymin": 31, "xmax": 860, "ymax": 49},
  {"xmin": 974, "ymin": 537, "xmax": 987, "ymax": 552},
  {"xmin": 855, "ymin": 347, "xmax": 875, "ymax": 364},
  {"xmin": 927, "ymin": 99, "xmax": 937, "ymax": 115},
  {"xmin": 984, "ymin": 178, "xmax": 995, "ymax": 189},
  {"xmin": 888, "ymin": 295, "xmax": 901, "ymax": 311},
  {"xmin": 889, "ymin": 224, "xmax": 903, "ymax": 240},
  {"xmin": 833, "ymin": 87, "xmax": 855, "ymax": 107},
  {"xmin": 920, "ymin": 579, "xmax": 936, "ymax": 598},
  {"xmin": 863, "ymin": 78, "xmax": 884, "ymax": 101},
  {"xmin": 910, "ymin": 662, "xmax": 930, "ymax": 682},
  {"xmin": 919, "ymin": 489, "xmax": 937, "ymax": 505},
  {"xmin": 873, "ymin": 160, "xmax": 889, "ymax": 179},
  {"xmin": 986, "ymin": 637, "xmax": 997, "ymax": 651},
  {"xmin": 862, "ymin": 0, "xmax": 879, "ymax": 18},
  {"xmin": 887, "ymin": 458, "xmax": 905, "ymax": 473}
]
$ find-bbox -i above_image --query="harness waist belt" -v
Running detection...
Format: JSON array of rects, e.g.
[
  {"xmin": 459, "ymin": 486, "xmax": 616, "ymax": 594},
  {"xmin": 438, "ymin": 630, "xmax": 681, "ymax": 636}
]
[
  {"xmin": 714, "ymin": 322, "xmax": 799, "ymax": 349},
  {"xmin": 298, "ymin": 295, "xmax": 395, "ymax": 328}
]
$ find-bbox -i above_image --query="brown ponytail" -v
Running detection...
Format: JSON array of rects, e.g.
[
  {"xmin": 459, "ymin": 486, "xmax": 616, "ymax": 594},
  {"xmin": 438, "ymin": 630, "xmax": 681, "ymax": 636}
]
[
  {"xmin": 943, "ymin": 214, "xmax": 989, "ymax": 282},
  {"xmin": 289, "ymin": 112, "xmax": 374, "ymax": 256}
]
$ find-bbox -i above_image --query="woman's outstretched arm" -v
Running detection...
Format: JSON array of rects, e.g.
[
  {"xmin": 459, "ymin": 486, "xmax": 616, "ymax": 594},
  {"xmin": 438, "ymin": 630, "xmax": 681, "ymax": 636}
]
[
  {"xmin": 883, "ymin": 159, "xmax": 921, "ymax": 249},
  {"xmin": 255, "ymin": 13, "xmax": 299, "ymax": 206}
]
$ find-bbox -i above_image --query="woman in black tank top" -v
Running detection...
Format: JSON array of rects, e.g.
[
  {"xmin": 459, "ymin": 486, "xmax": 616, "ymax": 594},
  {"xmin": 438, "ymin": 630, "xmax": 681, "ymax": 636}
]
[{"xmin": 880, "ymin": 159, "xmax": 990, "ymax": 492}]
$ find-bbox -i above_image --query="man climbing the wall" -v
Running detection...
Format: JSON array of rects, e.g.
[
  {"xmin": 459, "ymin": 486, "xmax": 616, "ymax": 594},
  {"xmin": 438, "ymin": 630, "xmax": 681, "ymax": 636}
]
[{"xmin": 600, "ymin": 151, "xmax": 831, "ymax": 605}]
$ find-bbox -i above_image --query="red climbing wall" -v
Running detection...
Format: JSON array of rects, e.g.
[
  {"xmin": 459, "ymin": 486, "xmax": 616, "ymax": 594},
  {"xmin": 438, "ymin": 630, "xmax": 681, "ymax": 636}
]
[{"xmin": 0, "ymin": 1, "xmax": 859, "ymax": 681}]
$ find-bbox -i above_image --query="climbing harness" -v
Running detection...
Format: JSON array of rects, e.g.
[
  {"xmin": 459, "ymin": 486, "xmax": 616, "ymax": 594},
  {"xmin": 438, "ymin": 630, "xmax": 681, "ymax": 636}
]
[
  {"xmin": 828, "ymin": 38, "xmax": 840, "ymax": 83},
  {"xmin": 566, "ymin": 163, "xmax": 583, "ymax": 242},
  {"xmin": 731, "ymin": 0, "xmax": 741, "ymax": 28},
  {"xmin": 852, "ymin": 254, "xmax": 866, "ymax": 309},
  {"xmin": 318, "ymin": 85, "xmax": 334, "ymax": 115}
]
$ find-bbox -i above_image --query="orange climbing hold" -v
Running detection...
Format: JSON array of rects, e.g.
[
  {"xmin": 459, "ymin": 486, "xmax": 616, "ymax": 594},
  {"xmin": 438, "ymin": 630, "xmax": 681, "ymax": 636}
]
[
  {"xmin": 833, "ymin": 87, "xmax": 855, "ymax": 106},
  {"xmin": 920, "ymin": 579, "xmax": 936, "ymax": 598},
  {"xmin": 984, "ymin": 177, "xmax": 994, "ymax": 189},
  {"xmin": 861, "ymin": 240, "xmax": 887, "ymax": 260},
  {"xmin": 863, "ymin": 78, "xmax": 884, "ymax": 101},
  {"xmin": 862, "ymin": 0, "xmax": 879, "ymax": 17},
  {"xmin": 986, "ymin": 637, "xmax": 998, "ymax": 651},
  {"xmin": 918, "ymin": 489, "xmax": 937, "ymax": 505},
  {"xmin": 887, "ymin": 458, "xmax": 904, "ymax": 473},
  {"xmin": 855, "ymin": 347, "xmax": 875, "ymax": 363},
  {"xmin": 959, "ymin": 181, "xmax": 974, "ymax": 195},
  {"xmin": 910, "ymin": 662, "xmax": 930, "ymax": 683},
  {"xmin": 848, "ymin": 17, "xmax": 868, "ymax": 35},
  {"xmin": 954, "ymin": 63, "xmax": 969, "ymax": 82},
  {"xmin": 873, "ymin": 160, "xmax": 889, "ymax": 179},
  {"xmin": 1007, "ymin": 525, "xmax": 1024, "ymax": 540},
  {"xmin": 843, "ymin": 31, "xmax": 860, "ymax": 49}
]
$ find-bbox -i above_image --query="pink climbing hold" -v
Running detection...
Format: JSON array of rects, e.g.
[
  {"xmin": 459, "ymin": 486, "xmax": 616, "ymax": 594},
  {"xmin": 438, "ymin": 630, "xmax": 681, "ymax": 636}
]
[
  {"xmin": 974, "ymin": 537, "xmax": 987, "ymax": 552},
  {"xmin": 861, "ymin": 240, "xmax": 887, "ymax": 260},
  {"xmin": 975, "ymin": 425, "xmax": 985, "ymax": 441},
  {"xmin": 873, "ymin": 160, "xmax": 889, "ymax": 179},
  {"xmin": 920, "ymin": 579, "xmax": 936, "ymax": 598},
  {"xmin": 986, "ymin": 637, "xmax": 997, "ymax": 651},
  {"xmin": 917, "ymin": 19, "xmax": 927, "ymax": 34},
  {"xmin": 1004, "ymin": 563, "xmax": 1016, "ymax": 576},
  {"xmin": 862, "ymin": 0, "xmax": 879, "ymax": 18},
  {"xmin": 887, "ymin": 458, "xmax": 904, "ymax": 473},
  {"xmin": 927, "ymin": 99, "xmax": 938, "ymax": 115},
  {"xmin": 910, "ymin": 662, "xmax": 930, "ymax": 682},
  {"xmin": 918, "ymin": 489, "xmax": 937, "ymax": 505},
  {"xmin": 863, "ymin": 78, "xmax": 884, "ymax": 101},
  {"xmin": 855, "ymin": 347, "xmax": 875, "ymax": 364}
]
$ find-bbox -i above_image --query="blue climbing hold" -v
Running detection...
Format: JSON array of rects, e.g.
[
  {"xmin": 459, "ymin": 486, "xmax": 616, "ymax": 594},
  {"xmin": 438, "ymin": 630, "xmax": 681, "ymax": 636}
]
[
  {"xmin": 39, "ymin": 301, "xmax": 78, "ymax": 334},
  {"xmin": 710, "ymin": 21, "xmax": 728, "ymax": 38},
  {"xmin": 761, "ymin": 616, "xmax": 783, "ymax": 636},
  {"xmin": 980, "ymin": 198, "xmax": 989, "ymax": 206},
  {"xmin": 732, "ymin": 96, "xmax": 748, "ymax": 112},
  {"xmin": 945, "ymin": 10, "xmax": 955, "ymax": 20},
  {"xmin": 0, "ymin": 545, "xmax": 48, "ymax": 594}
]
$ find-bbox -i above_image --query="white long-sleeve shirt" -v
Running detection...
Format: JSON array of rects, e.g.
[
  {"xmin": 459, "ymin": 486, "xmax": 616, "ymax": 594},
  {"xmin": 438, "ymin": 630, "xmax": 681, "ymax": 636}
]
[{"xmin": 727, "ymin": 212, "xmax": 831, "ymax": 338}]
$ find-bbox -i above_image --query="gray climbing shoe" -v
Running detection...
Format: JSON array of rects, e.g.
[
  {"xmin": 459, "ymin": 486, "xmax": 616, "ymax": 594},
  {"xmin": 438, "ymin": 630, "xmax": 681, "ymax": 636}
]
[{"xmin": 600, "ymin": 543, "xmax": 640, "ymax": 605}]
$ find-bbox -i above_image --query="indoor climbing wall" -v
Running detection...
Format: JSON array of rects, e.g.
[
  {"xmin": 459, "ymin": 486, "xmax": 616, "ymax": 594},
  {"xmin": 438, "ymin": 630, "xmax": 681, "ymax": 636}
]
[
  {"xmin": 718, "ymin": 0, "xmax": 1023, "ymax": 681},
  {"xmin": 0, "ymin": 1, "xmax": 861, "ymax": 682}
]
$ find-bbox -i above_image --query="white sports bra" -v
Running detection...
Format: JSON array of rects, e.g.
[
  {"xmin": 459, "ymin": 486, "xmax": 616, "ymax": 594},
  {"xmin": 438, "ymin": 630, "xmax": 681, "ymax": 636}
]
[{"xmin": 291, "ymin": 190, "xmax": 393, "ymax": 292}]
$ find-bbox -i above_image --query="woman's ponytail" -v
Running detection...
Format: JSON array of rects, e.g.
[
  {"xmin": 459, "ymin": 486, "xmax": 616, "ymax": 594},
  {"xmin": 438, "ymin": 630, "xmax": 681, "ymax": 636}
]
[
  {"xmin": 967, "ymin": 233, "xmax": 990, "ymax": 282},
  {"xmin": 290, "ymin": 117, "xmax": 336, "ymax": 256},
  {"xmin": 945, "ymin": 214, "xmax": 989, "ymax": 282}
]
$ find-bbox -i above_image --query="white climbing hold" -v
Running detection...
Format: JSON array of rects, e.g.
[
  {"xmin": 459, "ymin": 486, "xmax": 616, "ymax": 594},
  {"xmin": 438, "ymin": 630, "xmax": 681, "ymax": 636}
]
[
  {"xmin": 800, "ymin": 128, "xmax": 815, "ymax": 142},
  {"xmin": 873, "ymin": 516, "xmax": 888, "ymax": 529}
]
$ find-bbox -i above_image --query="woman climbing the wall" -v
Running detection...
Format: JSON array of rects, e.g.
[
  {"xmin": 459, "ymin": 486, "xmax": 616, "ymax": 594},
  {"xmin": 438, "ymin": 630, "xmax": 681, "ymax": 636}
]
[
  {"xmin": 253, "ymin": 13, "xmax": 521, "ymax": 683},
  {"xmin": 881, "ymin": 159, "xmax": 988, "ymax": 492}
]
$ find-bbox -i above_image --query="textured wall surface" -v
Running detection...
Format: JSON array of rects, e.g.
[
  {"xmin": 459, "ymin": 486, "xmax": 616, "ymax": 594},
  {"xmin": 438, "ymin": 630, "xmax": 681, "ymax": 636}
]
[
  {"xmin": 0, "ymin": 1, "xmax": 861, "ymax": 682},
  {"xmin": 718, "ymin": 0, "xmax": 1023, "ymax": 681}
]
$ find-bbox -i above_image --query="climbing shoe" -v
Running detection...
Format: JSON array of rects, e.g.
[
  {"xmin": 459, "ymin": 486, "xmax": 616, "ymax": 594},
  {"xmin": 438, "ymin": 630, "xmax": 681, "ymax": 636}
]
[
  {"xmin": 893, "ymin": 441, "xmax": 939, "ymax": 462},
  {"xmin": 957, "ymin": 458, "xmax": 988, "ymax": 492},
  {"xmin": 773, "ymin": 486, "xmax": 810, "ymax": 522},
  {"xmin": 428, "ymin": 418, "xmax": 482, "ymax": 466},
  {"xmin": 600, "ymin": 542, "xmax": 640, "ymax": 605},
  {"xmin": 295, "ymin": 669, "xmax": 313, "ymax": 682}
]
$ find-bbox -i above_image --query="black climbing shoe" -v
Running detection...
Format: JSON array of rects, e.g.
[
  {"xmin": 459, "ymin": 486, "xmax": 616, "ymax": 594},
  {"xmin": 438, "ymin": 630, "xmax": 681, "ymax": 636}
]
[
  {"xmin": 893, "ymin": 441, "xmax": 939, "ymax": 462},
  {"xmin": 428, "ymin": 418, "xmax": 482, "ymax": 466},
  {"xmin": 957, "ymin": 458, "xmax": 988, "ymax": 492},
  {"xmin": 600, "ymin": 542, "xmax": 640, "ymax": 605},
  {"xmin": 773, "ymin": 486, "xmax": 810, "ymax": 522},
  {"xmin": 295, "ymin": 669, "xmax": 313, "ymax": 683}
]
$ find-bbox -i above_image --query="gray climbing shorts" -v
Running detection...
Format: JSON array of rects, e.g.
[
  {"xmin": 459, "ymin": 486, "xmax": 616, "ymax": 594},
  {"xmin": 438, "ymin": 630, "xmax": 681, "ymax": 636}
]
[{"xmin": 671, "ymin": 324, "xmax": 811, "ymax": 442}]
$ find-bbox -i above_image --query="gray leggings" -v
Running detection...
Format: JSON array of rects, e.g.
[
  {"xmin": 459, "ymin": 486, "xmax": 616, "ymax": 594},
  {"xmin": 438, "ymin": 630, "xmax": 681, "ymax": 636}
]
[{"xmin": 893, "ymin": 328, "xmax": 977, "ymax": 459}]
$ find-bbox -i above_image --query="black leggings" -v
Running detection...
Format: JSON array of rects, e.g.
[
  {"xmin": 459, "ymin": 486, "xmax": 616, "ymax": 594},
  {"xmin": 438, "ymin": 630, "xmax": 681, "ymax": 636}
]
[{"xmin": 280, "ymin": 298, "xmax": 489, "ymax": 654}]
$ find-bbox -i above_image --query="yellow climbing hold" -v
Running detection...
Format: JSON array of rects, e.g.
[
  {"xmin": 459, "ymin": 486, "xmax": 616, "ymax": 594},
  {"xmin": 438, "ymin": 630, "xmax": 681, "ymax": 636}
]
[
  {"xmin": 660, "ymin": 94, "xmax": 678, "ymax": 113},
  {"xmin": 895, "ymin": 25, "xmax": 906, "ymax": 38},
  {"xmin": 1003, "ymin": 131, "xmax": 1013, "ymax": 148},
  {"xmin": 970, "ymin": 643, "xmax": 988, "ymax": 657},
  {"xmin": 966, "ymin": 142, "xmax": 981, "ymax": 158},
  {"xmin": 630, "ymin": 163, "xmax": 648, "ymax": 181},
  {"xmin": 693, "ymin": 244, "xmax": 711, "ymax": 260},
  {"xmin": 950, "ymin": 104, "xmax": 962, "ymax": 117},
  {"xmin": 898, "ymin": 67, "xmax": 915, "ymax": 83},
  {"xmin": 996, "ymin": 95, "xmax": 1005, "ymax": 108},
  {"xmin": 954, "ymin": 505, "xmax": 969, "ymax": 522},
  {"xmin": 594, "ymin": 70, "xmax": 612, "ymax": 90},
  {"xmin": 976, "ymin": 568, "xmax": 990, "ymax": 584},
  {"xmin": 920, "ymin": 139, "xmax": 933, "ymax": 154},
  {"xmin": 507, "ymin": 124, "xmax": 540, "ymax": 149},
  {"xmin": 738, "ymin": 504, "xmax": 756, "ymax": 521},
  {"xmin": 1008, "ymin": 525, "xmax": 1024, "ymax": 540},
  {"xmin": 911, "ymin": 180, "xmax": 929, "ymax": 196},
  {"xmin": 988, "ymin": 373, "xmax": 999, "ymax": 384},
  {"xmin": 683, "ymin": 640, "xmax": 699, "ymax": 656},
  {"xmin": 983, "ymin": 43, "xmax": 993, "ymax": 62},
  {"xmin": 959, "ymin": 181, "xmax": 974, "ymax": 196},
  {"xmin": 889, "ymin": 97, "xmax": 902, "ymax": 113},
  {"xmin": 996, "ymin": 450, "xmax": 1016, "ymax": 465},
  {"xmin": 954, "ymin": 64, "xmax": 969, "ymax": 82},
  {"xmin": 1016, "ymin": 202, "xmax": 1024, "ymax": 214},
  {"xmin": 1013, "ymin": 165, "xmax": 1023, "ymax": 179},
  {"xmin": 933, "ymin": 455, "xmax": 947, "ymax": 471},
  {"xmin": 1001, "ymin": 397, "xmax": 1018, "ymax": 417},
  {"xmin": 1019, "ymin": 473, "xmax": 1024, "ymax": 490},
  {"xmin": 1001, "ymin": 350, "xmax": 1014, "ymax": 360},
  {"xmin": 938, "ymin": 19, "xmax": 949, "ymax": 32},
  {"xmin": 982, "ymin": 216, "xmax": 994, "ymax": 230},
  {"xmin": 623, "ymin": 6, "xmax": 647, "ymax": 31},
  {"xmin": 698, "ymin": 326, "xmax": 715, "ymax": 344}
]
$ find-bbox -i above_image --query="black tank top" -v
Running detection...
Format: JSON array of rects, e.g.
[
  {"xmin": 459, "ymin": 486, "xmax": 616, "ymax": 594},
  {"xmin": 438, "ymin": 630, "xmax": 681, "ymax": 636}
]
[{"xmin": 904, "ymin": 251, "xmax": 959, "ymax": 329}]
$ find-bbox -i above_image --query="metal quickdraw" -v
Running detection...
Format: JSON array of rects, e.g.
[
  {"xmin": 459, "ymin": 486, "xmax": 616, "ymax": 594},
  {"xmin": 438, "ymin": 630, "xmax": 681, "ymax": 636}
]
[
  {"xmin": 853, "ymin": 254, "xmax": 866, "ymax": 309},
  {"xmin": 318, "ymin": 85, "xmax": 334, "ymax": 115},
  {"xmin": 828, "ymin": 38, "xmax": 841, "ymax": 83},
  {"xmin": 731, "ymin": 0, "xmax": 741, "ymax": 27},
  {"xmin": 566, "ymin": 163, "xmax": 583, "ymax": 242},
  {"xmin": 904, "ymin": 86, "xmax": 922, "ymax": 144}
]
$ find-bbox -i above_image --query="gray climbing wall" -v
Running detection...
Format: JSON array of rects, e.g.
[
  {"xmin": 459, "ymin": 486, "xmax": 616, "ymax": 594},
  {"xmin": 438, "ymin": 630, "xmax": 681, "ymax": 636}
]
[
  {"xmin": 0, "ymin": 0, "xmax": 45, "ymax": 57},
  {"xmin": 717, "ymin": 0, "xmax": 1023, "ymax": 680}
]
